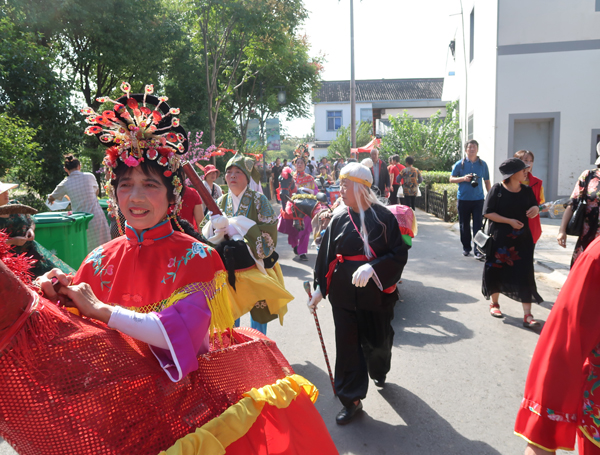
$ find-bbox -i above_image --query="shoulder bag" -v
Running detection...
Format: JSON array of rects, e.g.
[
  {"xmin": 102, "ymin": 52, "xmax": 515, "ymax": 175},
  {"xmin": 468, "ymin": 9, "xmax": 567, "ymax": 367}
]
[
  {"xmin": 474, "ymin": 217, "xmax": 491, "ymax": 255},
  {"xmin": 566, "ymin": 171, "xmax": 595, "ymax": 237}
]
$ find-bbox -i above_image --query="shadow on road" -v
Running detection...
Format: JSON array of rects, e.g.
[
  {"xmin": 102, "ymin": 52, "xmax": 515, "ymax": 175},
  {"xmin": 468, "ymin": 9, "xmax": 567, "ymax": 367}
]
[
  {"xmin": 393, "ymin": 279, "xmax": 477, "ymax": 348},
  {"xmin": 278, "ymin": 262, "xmax": 313, "ymax": 281}
]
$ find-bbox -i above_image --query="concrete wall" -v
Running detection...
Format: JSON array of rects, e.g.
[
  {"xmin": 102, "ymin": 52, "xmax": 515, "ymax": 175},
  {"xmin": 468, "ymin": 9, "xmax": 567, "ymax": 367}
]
[
  {"xmin": 381, "ymin": 107, "xmax": 447, "ymax": 120},
  {"xmin": 453, "ymin": 0, "xmax": 499, "ymax": 174},
  {"xmin": 313, "ymin": 102, "xmax": 373, "ymax": 142}
]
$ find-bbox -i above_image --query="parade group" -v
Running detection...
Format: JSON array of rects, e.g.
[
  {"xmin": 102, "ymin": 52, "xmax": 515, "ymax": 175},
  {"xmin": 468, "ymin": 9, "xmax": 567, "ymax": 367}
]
[{"xmin": 0, "ymin": 83, "xmax": 599, "ymax": 455}]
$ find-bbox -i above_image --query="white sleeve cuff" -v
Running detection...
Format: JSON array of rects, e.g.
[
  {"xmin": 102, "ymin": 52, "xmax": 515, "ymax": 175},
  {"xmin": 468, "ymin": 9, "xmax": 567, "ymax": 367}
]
[{"xmin": 108, "ymin": 306, "xmax": 170, "ymax": 350}]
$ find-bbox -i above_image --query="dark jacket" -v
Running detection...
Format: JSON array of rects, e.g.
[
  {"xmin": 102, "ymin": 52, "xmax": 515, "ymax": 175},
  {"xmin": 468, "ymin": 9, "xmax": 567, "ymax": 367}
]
[{"xmin": 371, "ymin": 159, "xmax": 391, "ymax": 191}]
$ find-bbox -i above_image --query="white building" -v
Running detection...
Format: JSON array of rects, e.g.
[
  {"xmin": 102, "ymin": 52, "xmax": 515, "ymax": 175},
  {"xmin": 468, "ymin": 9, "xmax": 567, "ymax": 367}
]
[
  {"xmin": 312, "ymin": 79, "xmax": 447, "ymax": 160},
  {"xmin": 451, "ymin": 0, "xmax": 600, "ymax": 200}
]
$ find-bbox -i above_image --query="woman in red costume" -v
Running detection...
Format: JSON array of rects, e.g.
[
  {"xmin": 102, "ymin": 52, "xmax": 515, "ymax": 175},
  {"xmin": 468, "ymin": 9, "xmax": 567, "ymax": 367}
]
[
  {"xmin": 515, "ymin": 150, "xmax": 544, "ymax": 245},
  {"xmin": 277, "ymin": 156, "xmax": 317, "ymax": 261},
  {"xmin": 19, "ymin": 83, "xmax": 337, "ymax": 454},
  {"xmin": 514, "ymin": 236, "xmax": 600, "ymax": 454}
]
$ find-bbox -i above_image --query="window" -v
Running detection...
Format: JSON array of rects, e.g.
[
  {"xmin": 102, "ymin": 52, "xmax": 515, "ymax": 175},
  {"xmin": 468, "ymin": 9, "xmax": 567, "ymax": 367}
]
[
  {"xmin": 327, "ymin": 111, "xmax": 342, "ymax": 131},
  {"xmin": 360, "ymin": 108, "xmax": 373, "ymax": 123},
  {"xmin": 596, "ymin": 0, "xmax": 600, "ymax": 11},
  {"xmin": 469, "ymin": 8, "xmax": 475, "ymax": 62},
  {"xmin": 467, "ymin": 113, "xmax": 474, "ymax": 140}
]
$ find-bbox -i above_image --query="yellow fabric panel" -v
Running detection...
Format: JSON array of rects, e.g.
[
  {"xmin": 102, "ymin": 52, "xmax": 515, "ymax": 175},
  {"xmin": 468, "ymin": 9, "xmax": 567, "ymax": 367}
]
[
  {"xmin": 227, "ymin": 263, "xmax": 293, "ymax": 322},
  {"xmin": 539, "ymin": 186, "xmax": 545, "ymax": 205},
  {"xmin": 158, "ymin": 375, "xmax": 318, "ymax": 455}
]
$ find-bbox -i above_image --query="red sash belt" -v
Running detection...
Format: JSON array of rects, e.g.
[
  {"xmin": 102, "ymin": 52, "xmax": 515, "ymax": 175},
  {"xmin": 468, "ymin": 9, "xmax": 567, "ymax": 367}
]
[{"xmin": 325, "ymin": 254, "xmax": 396, "ymax": 294}]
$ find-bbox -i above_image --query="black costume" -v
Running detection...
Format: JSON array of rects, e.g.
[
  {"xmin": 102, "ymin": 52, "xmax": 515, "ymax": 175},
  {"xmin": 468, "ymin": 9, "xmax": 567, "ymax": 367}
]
[
  {"xmin": 314, "ymin": 204, "xmax": 408, "ymax": 407},
  {"xmin": 482, "ymin": 183, "xmax": 543, "ymax": 303}
]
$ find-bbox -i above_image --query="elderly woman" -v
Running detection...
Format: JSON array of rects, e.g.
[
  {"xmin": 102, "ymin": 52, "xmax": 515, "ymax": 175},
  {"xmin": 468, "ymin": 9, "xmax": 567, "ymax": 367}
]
[
  {"xmin": 0, "ymin": 181, "xmax": 74, "ymax": 276},
  {"xmin": 482, "ymin": 158, "xmax": 543, "ymax": 328},
  {"xmin": 277, "ymin": 156, "xmax": 317, "ymax": 261},
  {"xmin": 201, "ymin": 152, "xmax": 292, "ymax": 335},
  {"xmin": 48, "ymin": 154, "xmax": 111, "ymax": 252},
  {"xmin": 557, "ymin": 143, "xmax": 600, "ymax": 267},
  {"xmin": 201, "ymin": 164, "xmax": 223, "ymax": 201},
  {"xmin": 309, "ymin": 163, "xmax": 409, "ymax": 425}
]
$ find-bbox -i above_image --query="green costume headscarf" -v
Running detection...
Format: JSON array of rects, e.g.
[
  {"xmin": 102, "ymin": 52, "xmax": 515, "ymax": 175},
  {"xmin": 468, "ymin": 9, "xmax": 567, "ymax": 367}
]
[{"xmin": 226, "ymin": 152, "xmax": 261, "ymax": 185}]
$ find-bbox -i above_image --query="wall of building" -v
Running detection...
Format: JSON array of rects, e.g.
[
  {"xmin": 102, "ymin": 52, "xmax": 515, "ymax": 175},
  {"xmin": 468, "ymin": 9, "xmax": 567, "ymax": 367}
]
[
  {"xmin": 313, "ymin": 102, "xmax": 373, "ymax": 142},
  {"xmin": 452, "ymin": 0, "xmax": 499, "ymax": 174},
  {"xmin": 381, "ymin": 107, "xmax": 447, "ymax": 120}
]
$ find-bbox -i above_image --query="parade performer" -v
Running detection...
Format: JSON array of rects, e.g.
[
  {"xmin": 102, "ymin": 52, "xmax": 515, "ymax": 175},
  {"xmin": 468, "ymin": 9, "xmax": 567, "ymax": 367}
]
[
  {"xmin": 277, "ymin": 157, "xmax": 317, "ymax": 261},
  {"xmin": 278, "ymin": 165, "xmax": 296, "ymax": 209},
  {"xmin": 309, "ymin": 163, "xmax": 409, "ymax": 425},
  {"xmin": 0, "ymin": 84, "xmax": 337, "ymax": 455},
  {"xmin": 514, "ymin": 236, "xmax": 600, "ymax": 455},
  {"xmin": 201, "ymin": 152, "xmax": 293, "ymax": 335}
]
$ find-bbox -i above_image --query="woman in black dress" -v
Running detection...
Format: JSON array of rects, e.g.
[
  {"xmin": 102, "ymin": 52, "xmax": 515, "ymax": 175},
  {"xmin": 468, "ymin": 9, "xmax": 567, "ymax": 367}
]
[{"xmin": 482, "ymin": 158, "xmax": 543, "ymax": 329}]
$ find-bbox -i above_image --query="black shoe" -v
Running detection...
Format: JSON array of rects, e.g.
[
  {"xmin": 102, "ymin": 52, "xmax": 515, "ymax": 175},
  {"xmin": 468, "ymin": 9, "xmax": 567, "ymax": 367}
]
[
  {"xmin": 335, "ymin": 401, "xmax": 363, "ymax": 425},
  {"xmin": 462, "ymin": 250, "xmax": 471, "ymax": 257},
  {"xmin": 299, "ymin": 254, "xmax": 308, "ymax": 261},
  {"xmin": 293, "ymin": 246, "xmax": 298, "ymax": 255},
  {"xmin": 373, "ymin": 376, "xmax": 386, "ymax": 388}
]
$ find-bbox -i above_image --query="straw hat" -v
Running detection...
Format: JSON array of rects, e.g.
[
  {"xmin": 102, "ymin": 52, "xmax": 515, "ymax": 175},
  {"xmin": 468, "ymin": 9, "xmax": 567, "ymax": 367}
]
[{"xmin": 0, "ymin": 181, "xmax": 18, "ymax": 195}]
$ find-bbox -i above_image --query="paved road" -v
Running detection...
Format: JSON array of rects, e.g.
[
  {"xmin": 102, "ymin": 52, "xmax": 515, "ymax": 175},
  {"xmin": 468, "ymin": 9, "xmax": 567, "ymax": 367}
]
[{"xmin": 1, "ymin": 209, "xmax": 573, "ymax": 454}]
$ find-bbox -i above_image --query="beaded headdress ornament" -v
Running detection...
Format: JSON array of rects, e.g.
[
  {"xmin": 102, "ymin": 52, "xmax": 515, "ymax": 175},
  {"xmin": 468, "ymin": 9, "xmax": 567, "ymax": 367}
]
[{"xmin": 81, "ymin": 83, "xmax": 188, "ymax": 231}]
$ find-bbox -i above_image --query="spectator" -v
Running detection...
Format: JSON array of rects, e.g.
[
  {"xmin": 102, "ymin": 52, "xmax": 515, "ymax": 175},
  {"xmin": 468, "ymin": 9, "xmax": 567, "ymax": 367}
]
[
  {"xmin": 333, "ymin": 157, "xmax": 345, "ymax": 180},
  {"xmin": 557, "ymin": 142, "xmax": 600, "ymax": 268},
  {"xmin": 202, "ymin": 164, "xmax": 223, "ymax": 202},
  {"xmin": 482, "ymin": 158, "xmax": 542, "ymax": 327},
  {"xmin": 387, "ymin": 155, "xmax": 405, "ymax": 205},
  {"xmin": 369, "ymin": 148, "xmax": 390, "ymax": 197},
  {"xmin": 320, "ymin": 157, "xmax": 332, "ymax": 175},
  {"xmin": 48, "ymin": 154, "xmax": 110, "ymax": 252},
  {"xmin": 449, "ymin": 140, "xmax": 491, "ymax": 259},
  {"xmin": 515, "ymin": 150, "xmax": 544, "ymax": 245},
  {"xmin": 270, "ymin": 158, "xmax": 283, "ymax": 202},
  {"xmin": 399, "ymin": 156, "xmax": 421, "ymax": 210}
]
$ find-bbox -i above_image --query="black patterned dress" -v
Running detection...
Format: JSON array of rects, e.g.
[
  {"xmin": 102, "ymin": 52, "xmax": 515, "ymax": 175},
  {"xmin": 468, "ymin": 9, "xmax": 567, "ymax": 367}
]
[{"xmin": 482, "ymin": 183, "xmax": 543, "ymax": 304}]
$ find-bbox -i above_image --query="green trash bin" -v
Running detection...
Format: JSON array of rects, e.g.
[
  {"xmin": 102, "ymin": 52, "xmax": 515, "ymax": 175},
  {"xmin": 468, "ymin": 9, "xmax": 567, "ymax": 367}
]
[
  {"xmin": 98, "ymin": 199, "xmax": 112, "ymax": 223},
  {"xmin": 32, "ymin": 211, "xmax": 94, "ymax": 270}
]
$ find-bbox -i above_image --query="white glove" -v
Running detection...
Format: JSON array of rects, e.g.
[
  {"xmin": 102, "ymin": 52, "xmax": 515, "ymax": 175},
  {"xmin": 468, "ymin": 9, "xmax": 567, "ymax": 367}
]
[
  {"xmin": 225, "ymin": 224, "xmax": 243, "ymax": 241},
  {"xmin": 308, "ymin": 287, "xmax": 323, "ymax": 310},
  {"xmin": 210, "ymin": 214, "xmax": 229, "ymax": 231},
  {"xmin": 352, "ymin": 264, "xmax": 374, "ymax": 287}
]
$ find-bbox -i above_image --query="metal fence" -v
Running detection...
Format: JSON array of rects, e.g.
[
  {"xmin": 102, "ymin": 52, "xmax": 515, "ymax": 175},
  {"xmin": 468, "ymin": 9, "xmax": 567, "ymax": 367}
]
[{"xmin": 415, "ymin": 186, "xmax": 450, "ymax": 222}]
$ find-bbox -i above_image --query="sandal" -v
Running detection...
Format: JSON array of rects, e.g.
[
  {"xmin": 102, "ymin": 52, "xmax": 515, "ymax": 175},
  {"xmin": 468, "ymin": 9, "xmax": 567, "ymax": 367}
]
[
  {"xmin": 489, "ymin": 303, "xmax": 503, "ymax": 318},
  {"xmin": 523, "ymin": 314, "xmax": 541, "ymax": 329}
]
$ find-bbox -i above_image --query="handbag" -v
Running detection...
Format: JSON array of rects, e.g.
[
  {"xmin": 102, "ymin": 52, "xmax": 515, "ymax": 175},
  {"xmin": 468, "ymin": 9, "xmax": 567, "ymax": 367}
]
[
  {"xmin": 566, "ymin": 171, "xmax": 594, "ymax": 236},
  {"xmin": 474, "ymin": 218, "xmax": 491, "ymax": 253}
]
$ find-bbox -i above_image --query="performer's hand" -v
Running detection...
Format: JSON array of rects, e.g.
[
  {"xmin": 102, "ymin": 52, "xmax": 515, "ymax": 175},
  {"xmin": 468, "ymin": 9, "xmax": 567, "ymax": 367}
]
[
  {"xmin": 225, "ymin": 224, "xmax": 243, "ymax": 240},
  {"xmin": 36, "ymin": 268, "xmax": 73, "ymax": 303},
  {"xmin": 6, "ymin": 236, "xmax": 28, "ymax": 246},
  {"xmin": 25, "ymin": 228, "xmax": 35, "ymax": 242},
  {"xmin": 58, "ymin": 282, "xmax": 113, "ymax": 323},
  {"xmin": 308, "ymin": 287, "xmax": 323, "ymax": 310},
  {"xmin": 352, "ymin": 264, "xmax": 374, "ymax": 287}
]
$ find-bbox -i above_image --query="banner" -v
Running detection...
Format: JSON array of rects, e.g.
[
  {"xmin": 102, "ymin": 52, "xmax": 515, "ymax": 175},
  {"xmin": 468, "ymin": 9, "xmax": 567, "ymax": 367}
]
[
  {"xmin": 266, "ymin": 118, "xmax": 281, "ymax": 151},
  {"xmin": 246, "ymin": 119, "xmax": 261, "ymax": 147}
]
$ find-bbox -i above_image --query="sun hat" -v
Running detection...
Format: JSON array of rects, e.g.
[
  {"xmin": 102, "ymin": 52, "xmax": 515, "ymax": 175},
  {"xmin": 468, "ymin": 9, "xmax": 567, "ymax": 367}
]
[
  {"xmin": 203, "ymin": 164, "xmax": 220, "ymax": 178},
  {"xmin": 499, "ymin": 158, "xmax": 530, "ymax": 180},
  {"xmin": 0, "ymin": 181, "xmax": 18, "ymax": 195}
]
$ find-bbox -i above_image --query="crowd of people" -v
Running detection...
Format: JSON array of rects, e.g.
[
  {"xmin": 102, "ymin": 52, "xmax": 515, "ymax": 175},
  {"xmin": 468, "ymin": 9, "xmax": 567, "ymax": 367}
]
[{"xmin": 3, "ymin": 83, "xmax": 600, "ymax": 452}]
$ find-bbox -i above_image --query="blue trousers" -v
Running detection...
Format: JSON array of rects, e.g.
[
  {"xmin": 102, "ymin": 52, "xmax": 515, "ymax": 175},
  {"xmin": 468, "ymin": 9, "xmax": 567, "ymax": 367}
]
[
  {"xmin": 234, "ymin": 316, "xmax": 267, "ymax": 335},
  {"xmin": 457, "ymin": 199, "xmax": 484, "ymax": 253}
]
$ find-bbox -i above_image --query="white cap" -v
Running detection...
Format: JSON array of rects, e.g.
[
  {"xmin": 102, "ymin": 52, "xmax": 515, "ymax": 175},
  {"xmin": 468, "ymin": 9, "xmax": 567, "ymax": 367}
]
[{"xmin": 0, "ymin": 181, "xmax": 18, "ymax": 195}]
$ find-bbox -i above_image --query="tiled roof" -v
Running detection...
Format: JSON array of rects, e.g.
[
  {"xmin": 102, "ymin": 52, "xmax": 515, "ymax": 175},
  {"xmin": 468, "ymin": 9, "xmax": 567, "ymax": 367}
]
[{"xmin": 315, "ymin": 78, "xmax": 444, "ymax": 103}]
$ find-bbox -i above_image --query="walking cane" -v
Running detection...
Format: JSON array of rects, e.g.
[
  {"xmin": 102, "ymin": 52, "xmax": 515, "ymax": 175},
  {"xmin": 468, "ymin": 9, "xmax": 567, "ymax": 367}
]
[{"xmin": 303, "ymin": 281, "xmax": 336, "ymax": 396}]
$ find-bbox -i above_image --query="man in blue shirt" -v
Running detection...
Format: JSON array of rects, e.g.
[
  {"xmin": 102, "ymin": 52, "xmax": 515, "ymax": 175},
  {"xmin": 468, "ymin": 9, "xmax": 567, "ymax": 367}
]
[{"xmin": 450, "ymin": 140, "xmax": 491, "ymax": 259}]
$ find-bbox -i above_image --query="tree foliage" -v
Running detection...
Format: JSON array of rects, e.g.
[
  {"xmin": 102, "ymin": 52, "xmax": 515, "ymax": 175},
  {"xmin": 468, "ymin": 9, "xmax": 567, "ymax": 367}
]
[
  {"xmin": 379, "ymin": 101, "xmax": 461, "ymax": 171},
  {"xmin": 327, "ymin": 121, "xmax": 373, "ymax": 159},
  {"xmin": 0, "ymin": 112, "xmax": 42, "ymax": 185}
]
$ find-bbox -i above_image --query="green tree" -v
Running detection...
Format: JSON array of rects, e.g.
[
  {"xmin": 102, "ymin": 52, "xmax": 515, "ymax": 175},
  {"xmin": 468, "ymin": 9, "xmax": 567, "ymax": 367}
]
[
  {"xmin": 379, "ymin": 101, "xmax": 461, "ymax": 171},
  {"xmin": 327, "ymin": 121, "xmax": 373, "ymax": 159},
  {"xmin": 0, "ymin": 17, "xmax": 79, "ymax": 196},
  {"xmin": 0, "ymin": 112, "xmax": 42, "ymax": 186},
  {"xmin": 190, "ymin": 0, "xmax": 308, "ymax": 148}
]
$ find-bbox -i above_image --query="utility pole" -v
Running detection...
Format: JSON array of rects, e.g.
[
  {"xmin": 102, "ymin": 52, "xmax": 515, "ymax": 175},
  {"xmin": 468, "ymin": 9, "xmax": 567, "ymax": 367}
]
[{"xmin": 350, "ymin": 0, "xmax": 356, "ymax": 149}]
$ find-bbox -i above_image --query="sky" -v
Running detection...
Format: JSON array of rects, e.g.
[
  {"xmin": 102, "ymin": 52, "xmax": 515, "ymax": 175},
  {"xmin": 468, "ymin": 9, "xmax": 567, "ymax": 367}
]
[{"xmin": 282, "ymin": 0, "xmax": 464, "ymax": 137}]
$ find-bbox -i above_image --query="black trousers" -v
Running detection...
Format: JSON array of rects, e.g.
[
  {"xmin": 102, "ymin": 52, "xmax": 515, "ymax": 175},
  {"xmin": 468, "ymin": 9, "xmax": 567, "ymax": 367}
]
[
  {"xmin": 389, "ymin": 184, "xmax": 400, "ymax": 205},
  {"xmin": 331, "ymin": 305, "xmax": 395, "ymax": 407},
  {"xmin": 457, "ymin": 199, "xmax": 484, "ymax": 253},
  {"xmin": 402, "ymin": 195, "xmax": 416, "ymax": 210}
]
